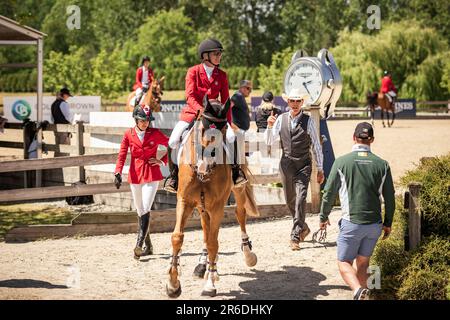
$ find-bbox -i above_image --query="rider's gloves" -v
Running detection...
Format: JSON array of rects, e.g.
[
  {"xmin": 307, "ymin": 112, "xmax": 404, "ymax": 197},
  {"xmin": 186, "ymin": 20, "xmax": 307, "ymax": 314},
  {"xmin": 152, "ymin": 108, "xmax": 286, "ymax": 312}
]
[{"xmin": 114, "ymin": 173, "xmax": 122, "ymax": 189}]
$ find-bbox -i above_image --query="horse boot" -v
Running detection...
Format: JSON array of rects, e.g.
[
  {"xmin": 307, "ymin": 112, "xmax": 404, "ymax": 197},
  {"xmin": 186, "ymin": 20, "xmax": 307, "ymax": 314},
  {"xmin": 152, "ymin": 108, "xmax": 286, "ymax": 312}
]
[
  {"xmin": 164, "ymin": 148, "xmax": 178, "ymax": 193},
  {"xmin": 134, "ymin": 212, "xmax": 150, "ymax": 260}
]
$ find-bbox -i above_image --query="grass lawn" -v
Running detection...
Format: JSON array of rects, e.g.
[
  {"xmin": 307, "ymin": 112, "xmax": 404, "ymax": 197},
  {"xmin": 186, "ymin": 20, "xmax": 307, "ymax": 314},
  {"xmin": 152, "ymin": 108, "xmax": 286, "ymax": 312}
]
[{"xmin": 0, "ymin": 203, "xmax": 76, "ymax": 242}]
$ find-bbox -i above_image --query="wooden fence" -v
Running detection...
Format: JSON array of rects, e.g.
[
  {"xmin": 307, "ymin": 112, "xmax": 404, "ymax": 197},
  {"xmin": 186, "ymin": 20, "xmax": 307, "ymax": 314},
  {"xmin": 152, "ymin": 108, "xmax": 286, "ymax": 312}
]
[{"xmin": 0, "ymin": 121, "xmax": 283, "ymax": 202}]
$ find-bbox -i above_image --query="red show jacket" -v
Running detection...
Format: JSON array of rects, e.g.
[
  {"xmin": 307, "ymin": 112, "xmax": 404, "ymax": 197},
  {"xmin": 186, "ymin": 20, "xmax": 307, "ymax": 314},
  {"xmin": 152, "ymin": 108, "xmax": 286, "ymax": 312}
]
[
  {"xmin": 180, "ymin": 64, "xmax": 231, "ymax": 123},
  {"xmin": 132, "ymin": 66, "xmax": 155, "ymax": 91},
  {"xmin": 380, "ymin": 76, "xmax": 397, "ymax": 94},
  {"xmin": 115, "ymin": 127, "xmax": 169, "ymax": 184}
]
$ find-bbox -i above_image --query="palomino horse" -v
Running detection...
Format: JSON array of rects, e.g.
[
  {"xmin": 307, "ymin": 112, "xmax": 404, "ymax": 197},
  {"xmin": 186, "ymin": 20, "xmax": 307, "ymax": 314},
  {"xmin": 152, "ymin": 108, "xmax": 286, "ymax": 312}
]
[
  {"xmin": 166, "ymin": 97, "xmax": 259, "ymax": 298},
  {"xmin": 366, "ymin": 91, "xmax": 396, "ymax": 127},
  {"xmin": 126, "ymin": 76, "xmax": 165, "ymax": 112}
]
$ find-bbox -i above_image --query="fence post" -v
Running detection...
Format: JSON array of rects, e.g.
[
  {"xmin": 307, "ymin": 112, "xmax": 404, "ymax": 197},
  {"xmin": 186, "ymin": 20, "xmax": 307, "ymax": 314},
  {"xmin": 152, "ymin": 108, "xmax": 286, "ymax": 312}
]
[
  {"xmin": 76, "ymin": 121, "xmax": 86, "ymax": 182},
  {"xmin": 309, "ymin": 106, "xmax": 321, "ymax": 214},
  {"xmin": 407, "ymin": 182, "xmax": 422, "ymax": 251},
  {"xmin": 22, "ymin": 123, "xmax": 28, "ymax": 188}
]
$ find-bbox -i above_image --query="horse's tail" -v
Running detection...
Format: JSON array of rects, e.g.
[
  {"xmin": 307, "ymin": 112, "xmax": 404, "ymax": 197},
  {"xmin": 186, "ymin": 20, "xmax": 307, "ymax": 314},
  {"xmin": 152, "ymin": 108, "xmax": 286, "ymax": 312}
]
[{"xmin": 232, "ymin": 164, "xmax": 260, "ymax": 217}]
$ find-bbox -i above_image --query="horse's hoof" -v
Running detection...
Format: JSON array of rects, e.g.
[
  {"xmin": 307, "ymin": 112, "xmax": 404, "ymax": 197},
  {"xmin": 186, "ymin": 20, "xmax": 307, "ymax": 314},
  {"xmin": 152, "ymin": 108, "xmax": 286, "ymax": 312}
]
[
  {"xmin": 166, "ymin": 283, "xmax": 182, "ymax": 298},
  {"xmin": 201, "ymin": 288, "xmax": 217, "ymax": 297},
  {"xmin": 193, "ymin": 263, "xmax": 207, "ymax": 279},
  {"xmin": 245, "ymin": 252, "xmax": 257, "ymax": 267}
]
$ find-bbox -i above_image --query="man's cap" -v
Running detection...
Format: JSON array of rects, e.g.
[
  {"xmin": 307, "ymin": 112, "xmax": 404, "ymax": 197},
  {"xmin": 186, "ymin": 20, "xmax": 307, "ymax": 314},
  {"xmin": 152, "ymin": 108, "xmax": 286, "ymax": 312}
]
[
  {"xmin": 354, "ymin": 122, "xmax": 374, "ymax": 139},
  {"xmin": 239, "ymin": 80, "xmax": 252, "ymax": 88},
  {"xmin": 60, "ymin": 87, "xmax": 73, "ymax": 97},
  {"xmin": 282, "ymin": 87, "xmax": 310, "ymax": 102}
]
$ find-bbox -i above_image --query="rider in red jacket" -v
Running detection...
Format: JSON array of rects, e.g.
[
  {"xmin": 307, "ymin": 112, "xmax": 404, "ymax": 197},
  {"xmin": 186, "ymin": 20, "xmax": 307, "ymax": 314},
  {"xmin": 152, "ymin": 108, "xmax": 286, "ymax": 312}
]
[
  {"xmin": 114, "ymin": 105, "xmax": 168, "ymax": 259},
  {"xmin": 163, "ymin": 39, "xmax": 246, "ymax": 193},
  {"xmin": 380, "ymin": 70, "xmax": 397, "ymax": 103},
  {"xmin": 133, "ymin": 56, "xmax": 155, "ymax": 107}
]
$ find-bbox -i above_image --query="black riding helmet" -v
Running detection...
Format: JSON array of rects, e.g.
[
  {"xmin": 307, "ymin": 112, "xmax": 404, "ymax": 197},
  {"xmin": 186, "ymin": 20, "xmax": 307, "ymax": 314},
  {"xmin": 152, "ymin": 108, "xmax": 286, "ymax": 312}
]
[
  {"xmin": 133, "ymin": 105, "xmax": 155, "ymax": 122},
  {"xmin": 198, "ymin": 39, "xmax": 223, "ymax": 66},
  {"xmin": 141, "ymin": 56, "xmax": 151, "ymax": 65}
]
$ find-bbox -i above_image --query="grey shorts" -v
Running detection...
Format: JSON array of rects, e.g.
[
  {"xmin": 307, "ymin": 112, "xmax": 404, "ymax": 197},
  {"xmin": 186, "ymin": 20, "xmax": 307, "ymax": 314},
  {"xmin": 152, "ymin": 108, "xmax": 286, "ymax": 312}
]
[{"xmin": 337, "ymin": 218, "xmax": 382, "ymax": 262}]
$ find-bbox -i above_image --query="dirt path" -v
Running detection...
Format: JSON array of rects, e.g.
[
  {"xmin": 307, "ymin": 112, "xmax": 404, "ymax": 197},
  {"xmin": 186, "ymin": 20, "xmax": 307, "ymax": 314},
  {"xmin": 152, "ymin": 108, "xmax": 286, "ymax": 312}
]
[{"xmin": 0, "ymin": 209, "xmax": 350, "ymax": 300}]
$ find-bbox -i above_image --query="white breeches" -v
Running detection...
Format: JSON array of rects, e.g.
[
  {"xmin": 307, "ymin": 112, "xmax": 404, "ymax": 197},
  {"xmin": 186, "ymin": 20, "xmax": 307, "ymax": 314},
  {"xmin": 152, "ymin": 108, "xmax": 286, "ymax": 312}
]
[
  {"xmin": 130, "ymin": 181, "xmax": 159, "ymax": 216},
  {"xmin": 386, "ymin": 91, "xmax": 396, "ymax": 102}
]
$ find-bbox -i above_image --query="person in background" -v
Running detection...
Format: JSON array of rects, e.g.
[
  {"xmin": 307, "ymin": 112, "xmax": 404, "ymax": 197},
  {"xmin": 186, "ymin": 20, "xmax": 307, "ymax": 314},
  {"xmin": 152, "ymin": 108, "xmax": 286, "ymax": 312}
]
[
  {"xmin": 256, "ymin": 91, "xmax": 282, "ymax": 132},
  {"xmin": 51, "ymin": 87, "xmax": 73, "ymax": 155},
  {"xmin": 380, "ymin": 70, "xmax": 397, "ymax": 103},
  {"xmin": 230, "ymin": 80, "xmax": 252, "ymax": 180},
  {"xmin": 319, "ymin": 122, "xmax": 395, "ymax": 300},
  {"xmin": 133, "ymin": 56, "xmax": 155, "ymax": 107},
  {"xmin": 114, "ymin": 105, "xmax": 169, "ymax": 260}
]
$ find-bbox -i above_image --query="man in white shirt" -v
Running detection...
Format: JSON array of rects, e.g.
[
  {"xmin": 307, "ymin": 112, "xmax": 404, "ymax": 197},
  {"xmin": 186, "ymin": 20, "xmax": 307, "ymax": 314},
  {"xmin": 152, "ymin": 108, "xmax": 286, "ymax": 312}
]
[{"xmin": 265, "ymin": 87, "xmax": 325, "ymax": 250}]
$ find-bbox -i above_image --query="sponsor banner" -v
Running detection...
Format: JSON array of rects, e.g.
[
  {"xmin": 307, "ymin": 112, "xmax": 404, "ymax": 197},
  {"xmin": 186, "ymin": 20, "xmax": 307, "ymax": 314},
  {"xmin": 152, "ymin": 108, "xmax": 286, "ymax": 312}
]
[
  {"xmin": 3, "ymin": 96, "xmax": 101, "ymax": 123},
  {"xmin": 160, "ymin": 100, "xmax": 186, "ymax": 113},
  {"xmin": 373, "ymin": 98, "xmax": 416, "ymax": 118}
]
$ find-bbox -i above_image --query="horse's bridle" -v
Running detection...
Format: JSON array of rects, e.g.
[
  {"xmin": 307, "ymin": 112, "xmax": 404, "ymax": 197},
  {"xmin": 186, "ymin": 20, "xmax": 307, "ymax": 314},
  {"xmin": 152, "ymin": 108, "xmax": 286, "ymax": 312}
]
[{"xmin": 189, "ymin": 118, "xmax": 227, "ymax": 183}]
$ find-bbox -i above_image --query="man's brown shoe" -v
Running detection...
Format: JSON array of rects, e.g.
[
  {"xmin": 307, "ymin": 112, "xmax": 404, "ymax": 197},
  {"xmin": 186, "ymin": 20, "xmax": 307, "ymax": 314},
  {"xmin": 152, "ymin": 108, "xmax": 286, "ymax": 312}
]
[
  {"xmin": 290, "ymin": 240, "xmax": 300, "ymax": 251},
  {"xmin": 300, "ymin": 225, "xmax": 311, "ymax": 242}
]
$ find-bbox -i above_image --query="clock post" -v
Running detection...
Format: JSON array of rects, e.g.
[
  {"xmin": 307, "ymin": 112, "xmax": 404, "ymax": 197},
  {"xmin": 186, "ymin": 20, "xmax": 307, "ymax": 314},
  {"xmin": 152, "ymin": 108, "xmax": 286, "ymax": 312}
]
[{"xmin": 283, "ymin": 49, "xmax": 342, "ymax": 214}]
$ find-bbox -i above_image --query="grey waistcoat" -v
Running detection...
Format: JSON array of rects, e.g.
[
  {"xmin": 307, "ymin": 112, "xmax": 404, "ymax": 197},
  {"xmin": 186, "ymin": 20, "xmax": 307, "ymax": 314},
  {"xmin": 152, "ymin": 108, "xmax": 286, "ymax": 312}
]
[{"xmin": 279, "ymin": 112, "xmax": 311, "ymax": 163}]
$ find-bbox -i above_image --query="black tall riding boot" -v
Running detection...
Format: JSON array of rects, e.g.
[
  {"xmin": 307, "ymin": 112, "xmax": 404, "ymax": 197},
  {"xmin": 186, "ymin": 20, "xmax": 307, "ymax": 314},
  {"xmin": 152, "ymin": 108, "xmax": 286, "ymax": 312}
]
[
  {"xmin": 164, "ymin": 147, "xmax": 178, "ymax": 193},
  {"xmin": 231, "ymin": 140, "xmax": 248, "ymax": 187},
  {"xmin": 134, "ymin": 212, "xmax": 150, "ymax": 259},
  {"xmin": 135, "ymin": 92, "xmax": 142, "ymax": 107},
  {"xmin": 142, "ymin": 230, "xmax": 153, "ymax": 256}
]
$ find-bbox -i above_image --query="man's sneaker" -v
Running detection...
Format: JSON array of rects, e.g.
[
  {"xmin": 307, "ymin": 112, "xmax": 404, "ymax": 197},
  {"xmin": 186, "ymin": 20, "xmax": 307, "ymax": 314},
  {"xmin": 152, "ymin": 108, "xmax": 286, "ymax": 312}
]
[
  {"xmin": 353, "ymin": 288, "xmax": 370, "ymax": 300},
  {"xmin": 300, "ymin": 225, "xmax": 311, "ymax": 242}
]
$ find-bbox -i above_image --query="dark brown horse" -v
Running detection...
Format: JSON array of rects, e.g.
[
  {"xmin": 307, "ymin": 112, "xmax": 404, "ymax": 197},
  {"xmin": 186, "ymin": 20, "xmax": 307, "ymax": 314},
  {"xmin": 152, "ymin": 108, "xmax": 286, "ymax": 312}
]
[
  {"xmin": 126, "ymin": 76, "xmax": 165, "ymax": 112},
  {"xmin": 166, "ymin": 97, "xmax": 259, "ymax": 298},
  {"xmin": 366, "ymin": 91, "xmax": 396, "ymax": 127}
]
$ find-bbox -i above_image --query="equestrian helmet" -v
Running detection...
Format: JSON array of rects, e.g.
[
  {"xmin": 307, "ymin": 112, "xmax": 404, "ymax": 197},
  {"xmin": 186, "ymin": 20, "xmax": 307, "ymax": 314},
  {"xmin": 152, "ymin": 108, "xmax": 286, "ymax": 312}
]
[
  {"xmin": 383, "ymin": 70, "xmax": 390, "ymax": 76},
  {"xmin": 198, "ymin": 39, "xmax": 223, "ymax": 60},
  {"xmin": 133, "ymin": 105, "xmax": 155, "ymax": 121}
]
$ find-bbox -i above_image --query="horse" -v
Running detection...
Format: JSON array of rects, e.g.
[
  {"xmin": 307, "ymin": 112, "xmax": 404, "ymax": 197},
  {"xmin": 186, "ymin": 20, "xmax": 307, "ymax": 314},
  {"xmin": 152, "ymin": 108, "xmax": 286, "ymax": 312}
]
[
  {"xmin": 366, "ymin": 91, "xmax": 396, "ymax": 127},
  {"xmin": 166, "ymin": 97, "xmax": 259, "ymax": 298},
  {"xmin": 126, "ymin": 76, "xmax": 165, "ymax": 112}
]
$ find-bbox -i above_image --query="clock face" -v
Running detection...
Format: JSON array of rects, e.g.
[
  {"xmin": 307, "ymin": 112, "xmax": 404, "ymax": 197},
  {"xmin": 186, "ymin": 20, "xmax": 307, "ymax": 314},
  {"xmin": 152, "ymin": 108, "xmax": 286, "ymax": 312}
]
[{"xmin": 284, "ymin": 60, "xmax": 323, "ymax": 104}]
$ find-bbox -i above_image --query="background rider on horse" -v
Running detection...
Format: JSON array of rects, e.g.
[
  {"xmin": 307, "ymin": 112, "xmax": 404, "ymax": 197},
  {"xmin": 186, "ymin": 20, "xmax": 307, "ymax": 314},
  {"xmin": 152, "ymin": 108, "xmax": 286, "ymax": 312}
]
[
  {"xmin": 133, "ymin": 56, "xmax": 155, "ymax": 107},
  {"xmin": 380, "ymin": 70, "xmax": 397, "ymax": 104}
]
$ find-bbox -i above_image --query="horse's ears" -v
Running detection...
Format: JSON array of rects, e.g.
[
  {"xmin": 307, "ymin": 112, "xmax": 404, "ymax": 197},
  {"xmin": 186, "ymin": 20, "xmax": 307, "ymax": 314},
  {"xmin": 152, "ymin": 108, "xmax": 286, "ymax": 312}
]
[
  {"xmin": 203, "ymin": 94, "xmax": 210, "ymax": 111},
  {"xmin": 222, "ymin": 98, "xmax": 231, "ymax": 115}
]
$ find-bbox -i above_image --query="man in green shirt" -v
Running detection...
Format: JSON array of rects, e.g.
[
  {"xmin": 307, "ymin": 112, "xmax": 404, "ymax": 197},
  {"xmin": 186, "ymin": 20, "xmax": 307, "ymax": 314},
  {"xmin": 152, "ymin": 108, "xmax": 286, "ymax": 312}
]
[{"xmin": 319, "ymin": 122, "xmax": 395, "ymax": 300}]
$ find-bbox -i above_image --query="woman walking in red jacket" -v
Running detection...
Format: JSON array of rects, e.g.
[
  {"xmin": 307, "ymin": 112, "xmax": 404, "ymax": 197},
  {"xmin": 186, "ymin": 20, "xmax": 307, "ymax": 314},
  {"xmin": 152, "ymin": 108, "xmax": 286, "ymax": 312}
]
[{"xmin": 114, "ymin": 105, "xmax": 168, "ymax": 259}]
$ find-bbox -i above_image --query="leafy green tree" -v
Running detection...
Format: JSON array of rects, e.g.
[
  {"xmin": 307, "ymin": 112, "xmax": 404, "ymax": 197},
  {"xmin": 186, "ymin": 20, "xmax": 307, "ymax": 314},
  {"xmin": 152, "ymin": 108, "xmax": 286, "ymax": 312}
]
[{"xmin": 332, "ymin": 20, "xmax": 449, "ymax": 102}]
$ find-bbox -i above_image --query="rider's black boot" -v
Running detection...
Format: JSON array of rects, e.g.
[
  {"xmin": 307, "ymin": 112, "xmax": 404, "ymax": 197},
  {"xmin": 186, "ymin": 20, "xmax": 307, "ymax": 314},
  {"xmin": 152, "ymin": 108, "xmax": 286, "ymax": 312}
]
[
  {"xmin": 142, "ymin": 231, "xmax": 153, "ymax": 256},
  {"xmin": 232, "ymin": 164, "xmax": 248, "ymax": 187},
  {"xmin": 164, "ymin": 147, "xmax": 178, "ymax": 193},
  {"xmin": 134, "ymin": 212, "xmax": 150, "ymax": 259}
]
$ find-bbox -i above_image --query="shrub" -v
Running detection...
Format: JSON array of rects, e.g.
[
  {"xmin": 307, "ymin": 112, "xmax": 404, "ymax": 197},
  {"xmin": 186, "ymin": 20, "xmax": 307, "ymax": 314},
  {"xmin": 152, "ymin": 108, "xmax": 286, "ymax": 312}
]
[
  {"xmin": 400, "ymin": 154, "xmax": 450, "ymax": 236},
  {"xmin": 397, "ymin": 236, "xmax": 450, "ymax": 300}
]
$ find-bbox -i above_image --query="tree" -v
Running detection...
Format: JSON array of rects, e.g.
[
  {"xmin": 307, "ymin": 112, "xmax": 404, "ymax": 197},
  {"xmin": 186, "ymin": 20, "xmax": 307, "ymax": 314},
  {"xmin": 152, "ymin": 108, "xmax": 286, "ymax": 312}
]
[{"xmin": 331, "ymin": 20, "xmax": 449, "ymax": 102}]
